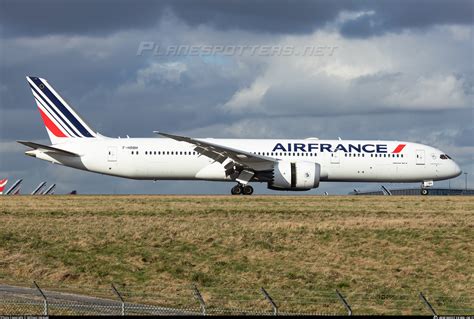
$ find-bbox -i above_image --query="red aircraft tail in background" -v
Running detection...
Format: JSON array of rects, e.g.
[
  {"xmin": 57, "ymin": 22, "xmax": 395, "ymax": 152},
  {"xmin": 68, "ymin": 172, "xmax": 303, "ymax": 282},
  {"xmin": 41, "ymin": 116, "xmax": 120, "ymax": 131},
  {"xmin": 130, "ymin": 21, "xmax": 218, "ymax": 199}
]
[{"xmin": 0, "ymin": 179, "xmax": 8, "ymax": 195}]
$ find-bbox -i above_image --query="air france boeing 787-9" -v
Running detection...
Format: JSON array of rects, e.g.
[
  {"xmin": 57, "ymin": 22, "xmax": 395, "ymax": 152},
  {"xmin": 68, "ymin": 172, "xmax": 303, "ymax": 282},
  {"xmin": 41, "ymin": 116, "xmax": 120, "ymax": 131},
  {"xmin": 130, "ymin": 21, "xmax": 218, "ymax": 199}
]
[{"xmin": 18, "ymin": 76, "xmax": 462, "ymax": 195}]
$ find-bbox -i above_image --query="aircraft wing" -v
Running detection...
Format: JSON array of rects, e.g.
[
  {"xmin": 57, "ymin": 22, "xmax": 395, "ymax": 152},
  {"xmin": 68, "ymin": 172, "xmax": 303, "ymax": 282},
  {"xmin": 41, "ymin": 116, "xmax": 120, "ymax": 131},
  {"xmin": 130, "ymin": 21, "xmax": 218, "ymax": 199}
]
[
  {"xmin": 17, "ymin": 141, "xmax": 80, "ymax": 157},
  {"xmin": 155, "ymin": 132, "xmax": 276, "ymax": 172}
]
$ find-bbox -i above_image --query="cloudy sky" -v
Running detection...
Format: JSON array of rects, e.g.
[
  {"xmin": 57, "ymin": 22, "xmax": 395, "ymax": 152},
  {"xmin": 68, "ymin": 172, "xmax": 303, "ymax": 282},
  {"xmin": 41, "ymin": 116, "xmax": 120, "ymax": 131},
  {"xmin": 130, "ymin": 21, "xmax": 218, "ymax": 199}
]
[{"xmin": 0, "ymin": 0, "xmax": 472, "ymax": 195}]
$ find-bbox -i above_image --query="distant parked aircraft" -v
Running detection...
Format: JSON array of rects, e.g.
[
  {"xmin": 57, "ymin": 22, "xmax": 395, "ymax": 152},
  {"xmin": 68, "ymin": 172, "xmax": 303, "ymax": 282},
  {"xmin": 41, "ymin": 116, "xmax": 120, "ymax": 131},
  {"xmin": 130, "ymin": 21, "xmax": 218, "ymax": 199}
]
[
  {"xmin": 381, "ymin": 185, "xmax": 393, "ymax": 196},
  {"xmin": 42, "ymin": 183, "xmax": 56, "ymax": 195},
  {"xmin": 5, "ymin": 179, "xmax": 22, "ymax": 195},
  {"xmin": 69, "ymin": 190, "xmax": 77, "ymax": 195},
  {"xmin": 12, "ymin": 186, "xmax": 21, "ymax": 195},
  {"xmin": 31, "ymin": 181, "xmax": 47, "ymax": 195},
  {"xmin": 0, "ymin": 179, "xmax": 7, "ymax": 195},
  {"xmin": 19, "ymin": 76, "xmax": 462, "ymax": 195}
]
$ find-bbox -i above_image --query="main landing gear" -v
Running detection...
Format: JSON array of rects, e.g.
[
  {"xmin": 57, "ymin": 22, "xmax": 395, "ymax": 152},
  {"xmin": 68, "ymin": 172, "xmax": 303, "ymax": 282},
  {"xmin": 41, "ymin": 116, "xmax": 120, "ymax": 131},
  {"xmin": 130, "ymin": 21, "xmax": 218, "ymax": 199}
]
[{"xmin": 231, "ymin": 184, "xmax": 254, "ymax": 195}]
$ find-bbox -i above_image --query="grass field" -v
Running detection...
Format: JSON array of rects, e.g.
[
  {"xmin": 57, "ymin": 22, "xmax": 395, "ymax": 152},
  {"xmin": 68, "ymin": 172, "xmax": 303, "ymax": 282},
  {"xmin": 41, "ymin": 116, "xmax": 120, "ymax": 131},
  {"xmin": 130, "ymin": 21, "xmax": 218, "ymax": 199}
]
[{"xmin": 0, "ymin": 195, "xmax": 472, "ymax": 314}]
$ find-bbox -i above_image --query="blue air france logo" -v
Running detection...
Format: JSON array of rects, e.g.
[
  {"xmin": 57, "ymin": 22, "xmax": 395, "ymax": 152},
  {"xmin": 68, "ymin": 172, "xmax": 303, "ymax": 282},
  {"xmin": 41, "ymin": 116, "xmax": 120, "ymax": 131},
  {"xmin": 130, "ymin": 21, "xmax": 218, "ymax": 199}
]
[{"xmin": 272, "ymin": 143, "xmax": 406, "ymax": 154}]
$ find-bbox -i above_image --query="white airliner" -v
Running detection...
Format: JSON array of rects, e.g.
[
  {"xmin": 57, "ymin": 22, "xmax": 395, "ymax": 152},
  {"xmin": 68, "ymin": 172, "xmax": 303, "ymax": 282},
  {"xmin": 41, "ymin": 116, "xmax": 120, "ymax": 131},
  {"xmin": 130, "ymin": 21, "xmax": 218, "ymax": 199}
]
[{"xmin": 19, "ymin": 76, "xmax": 462, "ymax": 195}]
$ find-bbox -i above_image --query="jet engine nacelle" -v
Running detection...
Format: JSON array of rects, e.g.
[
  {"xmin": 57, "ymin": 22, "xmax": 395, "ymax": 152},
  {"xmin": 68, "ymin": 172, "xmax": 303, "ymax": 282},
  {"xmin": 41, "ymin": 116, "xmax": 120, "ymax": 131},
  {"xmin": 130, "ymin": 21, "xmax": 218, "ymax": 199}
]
[{"xmin": 268, "ymin": 161, "xmax": 321, "ymax": 191}]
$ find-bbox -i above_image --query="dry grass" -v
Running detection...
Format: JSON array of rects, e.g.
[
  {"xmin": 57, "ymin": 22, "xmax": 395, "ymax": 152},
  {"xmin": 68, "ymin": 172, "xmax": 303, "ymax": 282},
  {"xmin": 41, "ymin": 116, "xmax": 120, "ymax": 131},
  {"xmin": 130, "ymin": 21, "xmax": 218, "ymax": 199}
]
[{"xmin": 0, "ymin": 195, "xmax": 473, "ymax": 314}]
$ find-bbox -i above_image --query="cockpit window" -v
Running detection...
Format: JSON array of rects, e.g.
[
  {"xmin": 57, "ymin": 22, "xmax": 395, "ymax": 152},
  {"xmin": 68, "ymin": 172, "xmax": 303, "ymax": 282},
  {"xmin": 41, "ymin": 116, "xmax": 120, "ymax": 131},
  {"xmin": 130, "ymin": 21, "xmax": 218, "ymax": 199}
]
[{"xmin": 440, "ymin": 154, "xmax": 451, "ymax": 160}]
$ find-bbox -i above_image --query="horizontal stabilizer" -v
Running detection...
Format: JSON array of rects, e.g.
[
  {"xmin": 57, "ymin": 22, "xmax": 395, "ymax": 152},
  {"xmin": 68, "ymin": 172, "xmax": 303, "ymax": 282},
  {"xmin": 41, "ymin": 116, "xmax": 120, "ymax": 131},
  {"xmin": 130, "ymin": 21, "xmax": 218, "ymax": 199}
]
[{"xmin": 17, "ymin": 141, "xmax": 80, "ymax": 157}]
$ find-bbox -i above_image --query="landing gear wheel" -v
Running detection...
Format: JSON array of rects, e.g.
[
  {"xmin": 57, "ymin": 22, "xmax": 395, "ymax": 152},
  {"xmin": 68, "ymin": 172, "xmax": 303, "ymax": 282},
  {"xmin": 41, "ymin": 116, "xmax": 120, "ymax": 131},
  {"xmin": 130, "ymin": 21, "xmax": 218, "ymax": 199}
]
[
  {"xmin": 231, "ymin": 184, "xmax": 243, "ymax": 195},
  {"xmin": 421, "ymin": 189, "xmax": 429, "ymax": 196},
  {"xmin": 242, "ymin": 185, "xmax": 254, "ymax": 195}
]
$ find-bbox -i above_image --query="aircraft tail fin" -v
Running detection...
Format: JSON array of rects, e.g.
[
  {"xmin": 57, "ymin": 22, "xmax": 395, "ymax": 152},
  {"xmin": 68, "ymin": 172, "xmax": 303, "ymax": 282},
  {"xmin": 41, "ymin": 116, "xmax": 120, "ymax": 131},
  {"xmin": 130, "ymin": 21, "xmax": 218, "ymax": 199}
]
[
  {"xmin": 0, "ymin": 178, "xmax": 8, "ymax": 195},
  {"xmin": 26, "ymin": 76, "xmax": 100, "ymax": 145},
  {"xmin": 12, "ymin": 186, "xmax": 21, "ymax": 195}
]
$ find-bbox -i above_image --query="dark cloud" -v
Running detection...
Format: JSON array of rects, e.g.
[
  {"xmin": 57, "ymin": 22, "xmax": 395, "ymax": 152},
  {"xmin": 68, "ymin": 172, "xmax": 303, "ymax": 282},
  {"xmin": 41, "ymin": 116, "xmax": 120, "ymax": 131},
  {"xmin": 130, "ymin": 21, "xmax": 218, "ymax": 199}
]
[
  {"xmin": 0, "ymin": 0, "xmax": 165, "ymax": 37},
  {"xmin": 0, "ymin": 0, "xmax": 353, "ymax": 37},
  {"xmin": 168, "ymin": 0, "xmax": 355, "ymax": 34},
  {"xmin": 1, "ymin": 0, "xmax": 472, "ymax": 38}
]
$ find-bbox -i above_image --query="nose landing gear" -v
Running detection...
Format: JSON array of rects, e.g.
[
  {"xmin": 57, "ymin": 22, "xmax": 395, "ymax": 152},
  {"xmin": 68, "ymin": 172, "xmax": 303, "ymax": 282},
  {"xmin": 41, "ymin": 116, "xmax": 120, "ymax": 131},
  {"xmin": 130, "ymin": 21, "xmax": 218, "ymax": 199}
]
[
  {"xmin": 420, "ymin": 180, "xmax": 433, "ymax": 195},
  {"xmin": 231, "ymin": 184, "xmax": 254, "ymax": 195}
]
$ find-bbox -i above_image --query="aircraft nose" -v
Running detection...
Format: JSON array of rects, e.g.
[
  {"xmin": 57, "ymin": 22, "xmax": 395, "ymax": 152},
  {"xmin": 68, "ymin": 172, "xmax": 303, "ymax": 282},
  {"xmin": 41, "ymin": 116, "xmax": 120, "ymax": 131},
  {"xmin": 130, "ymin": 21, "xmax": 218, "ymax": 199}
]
[{"xmin": 452, "ymin": 162, "xmax": 462, "ymax": 177}]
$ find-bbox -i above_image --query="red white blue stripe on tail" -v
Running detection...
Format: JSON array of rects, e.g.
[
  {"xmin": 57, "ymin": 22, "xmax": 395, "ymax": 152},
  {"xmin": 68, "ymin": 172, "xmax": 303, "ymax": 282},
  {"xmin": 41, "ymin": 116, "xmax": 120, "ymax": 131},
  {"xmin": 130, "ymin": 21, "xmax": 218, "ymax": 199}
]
[{"xmin": 26, "ymin": 76, "xmax": 97, "ymax": 140}]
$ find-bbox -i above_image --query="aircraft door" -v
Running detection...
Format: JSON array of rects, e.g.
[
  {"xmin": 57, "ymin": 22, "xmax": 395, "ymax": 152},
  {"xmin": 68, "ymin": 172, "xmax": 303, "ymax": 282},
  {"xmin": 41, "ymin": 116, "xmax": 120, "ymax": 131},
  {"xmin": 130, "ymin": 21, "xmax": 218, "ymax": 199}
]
[
  {"xmin": 108, "ymin": 146, "xmax": 117, "ymax": 162},
  {"xmin": 416, "ymin": 149, "xmax": 425, "ymax": 165},
  {"xmin": 331, "ymin": 151, "xmax": 340, "ymax": 164}
]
